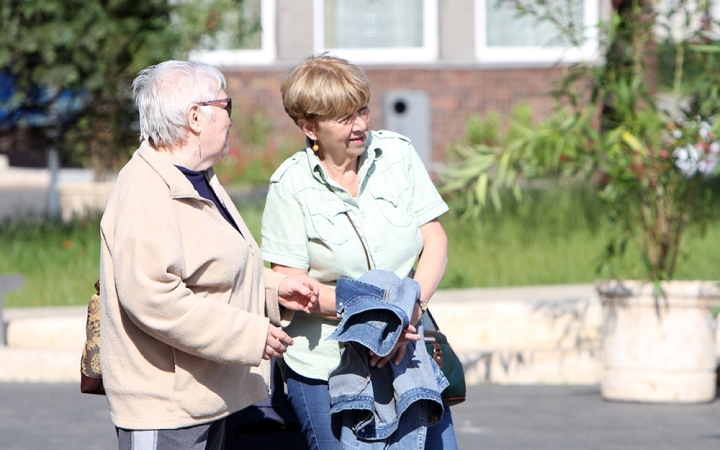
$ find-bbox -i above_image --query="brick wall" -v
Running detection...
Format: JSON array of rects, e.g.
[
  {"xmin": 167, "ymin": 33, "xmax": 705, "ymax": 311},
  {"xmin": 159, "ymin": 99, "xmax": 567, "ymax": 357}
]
[{"xmin": 223, "ymin": 66, "xmax": 564, "ymax": 165}]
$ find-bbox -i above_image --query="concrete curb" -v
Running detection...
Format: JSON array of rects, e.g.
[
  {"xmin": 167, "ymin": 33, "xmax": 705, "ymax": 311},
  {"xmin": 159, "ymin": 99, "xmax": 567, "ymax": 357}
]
[
  {"xmin": 1, "ymin": 285, "xmax": 610, "ymax": 384},
  {"xmin": 1, "ymin": 307, "xmax": 87, "ymax": 382},
  {"xmin": 7, "ymin": 283, "xmax": 717, "ymax": 385},
  {"xmin": 431, "ymin": 284, "xmax": 604, "ymax": 385},
  {"xmin": 0, "ymin": 348, "xmax": 79, "ymax": 382}
]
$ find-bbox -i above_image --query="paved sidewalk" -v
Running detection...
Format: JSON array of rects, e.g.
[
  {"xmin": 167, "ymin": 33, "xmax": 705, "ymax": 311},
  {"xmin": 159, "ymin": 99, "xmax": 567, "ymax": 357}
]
[{"xmin": 2, "ymin": 382, "xmax": 719, "ymax": 450}]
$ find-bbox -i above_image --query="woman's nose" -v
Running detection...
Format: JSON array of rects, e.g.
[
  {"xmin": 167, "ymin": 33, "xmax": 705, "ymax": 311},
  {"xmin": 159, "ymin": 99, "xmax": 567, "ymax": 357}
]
[{"xmin": 353, "ymin": 113, "xmax": 369, "ymax": 130}]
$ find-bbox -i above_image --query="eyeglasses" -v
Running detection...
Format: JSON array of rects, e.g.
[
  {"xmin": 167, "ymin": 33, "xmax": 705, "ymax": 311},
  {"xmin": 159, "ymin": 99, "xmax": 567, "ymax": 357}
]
[{"xmin": 196, "ymin": 97, "xmax": 232, "ymax": 117}]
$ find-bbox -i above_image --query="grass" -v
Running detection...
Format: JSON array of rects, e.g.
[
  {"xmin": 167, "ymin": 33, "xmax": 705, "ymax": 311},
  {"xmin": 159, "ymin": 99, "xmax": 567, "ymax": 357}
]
[
  {"xmin": 439, "ymin": 186, "xmax": 720, "ymax": 288},
  {"xmin": 2, "ymin": 185, "xmax": 719, "ymax": 308},
  {"xmin": 0, "ymin": 204, "xmax": 264, "ymax": 308},
  {"xmin": 0, "ymin": 215, "xmax": 102, "ymax": 308}
]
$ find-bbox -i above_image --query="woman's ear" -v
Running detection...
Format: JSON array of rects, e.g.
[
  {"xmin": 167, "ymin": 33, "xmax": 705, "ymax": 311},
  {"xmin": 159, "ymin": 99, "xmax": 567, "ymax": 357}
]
[
  {"xmin": 187, "ymin": 104, "xmax": 202, "ymax": 135},
  {"xmin": 298, "ymin": 119, "xmax": 317, "ymax": 141}
]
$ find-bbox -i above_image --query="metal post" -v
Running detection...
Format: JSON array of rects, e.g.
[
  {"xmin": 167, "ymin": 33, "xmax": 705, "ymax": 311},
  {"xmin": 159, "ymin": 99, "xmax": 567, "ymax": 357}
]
[
  {"xmin": 0, "ymin": 275, "xmax": 24, "ymax": 346},
  {"xmin": 47, "ymin": 147, "xmax": 61, "ymax": 222}
]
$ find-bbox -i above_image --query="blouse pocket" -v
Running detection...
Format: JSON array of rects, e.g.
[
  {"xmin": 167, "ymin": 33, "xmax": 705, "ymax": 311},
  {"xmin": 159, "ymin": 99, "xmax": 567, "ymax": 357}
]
[
  {"xmin": 370, "ymin": 182, "xmax": 414, "ymax": 227},
  {"xmin": 307, "ymin": 199, "xmax": 351, "ymax": 245}
]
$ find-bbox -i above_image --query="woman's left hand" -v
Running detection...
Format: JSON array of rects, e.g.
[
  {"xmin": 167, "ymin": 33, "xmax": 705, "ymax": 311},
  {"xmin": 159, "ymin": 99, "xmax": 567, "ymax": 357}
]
[
  {"xmin": 368, "ymin": 323, "xmax": 421, "ymax": 369},
  {"xmin": 278, "ymin": 275, "xmax": 319, "ymax": 313}
]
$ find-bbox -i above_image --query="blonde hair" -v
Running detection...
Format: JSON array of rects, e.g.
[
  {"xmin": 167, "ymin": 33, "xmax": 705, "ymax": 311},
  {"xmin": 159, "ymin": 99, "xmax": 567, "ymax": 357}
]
[{"xmin": 280, "ymin": 53, "xmax": 370, "ymax": 128}]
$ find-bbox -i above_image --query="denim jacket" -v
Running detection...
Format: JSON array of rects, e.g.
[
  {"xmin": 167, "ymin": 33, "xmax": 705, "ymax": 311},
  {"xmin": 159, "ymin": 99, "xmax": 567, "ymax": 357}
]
[{"xmin": 326, "ymin": 270, "xmax": 448, "ymax": 446}]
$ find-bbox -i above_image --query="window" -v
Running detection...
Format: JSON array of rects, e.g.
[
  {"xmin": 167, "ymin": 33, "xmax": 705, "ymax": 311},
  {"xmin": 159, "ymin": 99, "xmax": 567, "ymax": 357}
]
[
  {"xmin": 313, "ymin": 0, "xmax": 438, "ymax": 64},
  {"xmin": 190, "ymin": 0, "xmax": 276, "ymax": 66},
  {"xmin": 475, "ymin": 0, "xmax": 599, "ymax": 65}
]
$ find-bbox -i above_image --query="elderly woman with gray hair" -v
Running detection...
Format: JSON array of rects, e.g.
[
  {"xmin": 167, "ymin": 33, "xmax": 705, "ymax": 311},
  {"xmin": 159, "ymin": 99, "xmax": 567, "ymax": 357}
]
[{"xmin": 99, "ymin": 60, "xmax": 318, "ymax": 450}]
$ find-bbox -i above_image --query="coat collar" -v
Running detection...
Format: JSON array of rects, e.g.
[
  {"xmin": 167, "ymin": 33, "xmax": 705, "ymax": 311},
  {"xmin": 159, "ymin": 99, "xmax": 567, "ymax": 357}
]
[{"xmin": 136, "ymin": 141, "xmax": 206, "ymax": 200}]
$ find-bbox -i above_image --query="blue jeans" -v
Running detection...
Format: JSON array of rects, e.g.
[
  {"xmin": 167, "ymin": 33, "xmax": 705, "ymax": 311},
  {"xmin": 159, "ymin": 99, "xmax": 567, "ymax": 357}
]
[
  {"xmin": 286, "ymin": 366, "xmax": 343, "ymax": 450},
  {"xmin": 426, "ymin": 405, "xmax": 458, "ymax": 450},
  {"xmin": 286, "ymin": 366, "xmax": 458, "ymax": 449}
]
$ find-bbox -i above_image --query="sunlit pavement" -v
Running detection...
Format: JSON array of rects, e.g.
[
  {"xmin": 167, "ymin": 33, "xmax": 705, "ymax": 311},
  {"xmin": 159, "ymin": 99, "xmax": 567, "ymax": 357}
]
[{"xmin": 2, "ymin": 383, "xmax": 719, "ymax": 450}]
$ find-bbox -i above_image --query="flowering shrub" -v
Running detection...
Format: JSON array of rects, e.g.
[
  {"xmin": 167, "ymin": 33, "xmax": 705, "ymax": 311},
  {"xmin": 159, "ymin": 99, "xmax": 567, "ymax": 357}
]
[
  {"xmin": 671, "ymin": 119, "xmax": 720, "ymax": 177},
  {"xmin": 442, "ymin": 0, "xmax": 720, "ymax": 282}
]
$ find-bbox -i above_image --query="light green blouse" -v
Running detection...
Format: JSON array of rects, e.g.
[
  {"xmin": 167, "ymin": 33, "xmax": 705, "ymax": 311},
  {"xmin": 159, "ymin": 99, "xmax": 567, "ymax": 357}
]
[{"xmin": 260, "ymin": 130, "xmax": 449, "ymax": 380}]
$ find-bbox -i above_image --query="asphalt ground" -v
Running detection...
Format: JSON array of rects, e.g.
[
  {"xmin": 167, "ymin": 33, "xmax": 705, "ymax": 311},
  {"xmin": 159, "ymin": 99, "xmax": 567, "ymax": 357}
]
[{"xmin": 2, "ymin": 383, "xmax": 719, "ymax": 450}]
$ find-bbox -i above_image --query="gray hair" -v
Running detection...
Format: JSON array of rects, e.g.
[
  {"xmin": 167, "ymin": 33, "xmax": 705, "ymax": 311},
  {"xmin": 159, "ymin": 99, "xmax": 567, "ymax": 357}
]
[{"xmin": 132, "ymin": 60, "xmax": 227, "ymax": 148}]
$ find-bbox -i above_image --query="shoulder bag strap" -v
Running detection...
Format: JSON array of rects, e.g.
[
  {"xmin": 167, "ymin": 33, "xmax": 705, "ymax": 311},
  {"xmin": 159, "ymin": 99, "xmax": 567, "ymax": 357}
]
[{"xmin": 344, "ymin": 211, "xmax": 371, "ymax": 271}]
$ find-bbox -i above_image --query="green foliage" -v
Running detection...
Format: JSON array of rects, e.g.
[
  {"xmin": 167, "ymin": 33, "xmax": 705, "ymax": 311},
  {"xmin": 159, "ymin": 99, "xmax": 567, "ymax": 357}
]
[
  {"xmin": 240, "ymin": 110, "xmax": 273, "ymax": 148},
  {"xmin": 0, "ymin": 0, "xmax": 179, "ymax": 174},
  {"xmin": 657, "ymin": 43, "xmax": 720, "ymax": 120},
  {"xmin": 213, "ymin": 110, "xmax": 297, "ymax": 187},
  {"xmin": 0, "ymin": 0, "xmax": 259, "ymax": 177},
  {"xmin": 174, "ymin": 0, "xmax": 261, "ymax": 52},
  {"xmin": 442, "ymin": 0, "xmax": 720, "ymax": 282},
  {"xmin": 439, "ymin": 104, "xmax": 592, "ymax": 217}
]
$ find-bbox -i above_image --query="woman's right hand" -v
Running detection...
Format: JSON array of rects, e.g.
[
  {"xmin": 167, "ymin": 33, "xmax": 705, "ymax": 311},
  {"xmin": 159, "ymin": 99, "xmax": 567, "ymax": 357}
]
[
  {"xmin": 367, "ymin": 323, "xmax": 421, "ymax": 368},
  {"xmin": 264, "ymin": 325, "xmax": 294, "ymax": 360}
]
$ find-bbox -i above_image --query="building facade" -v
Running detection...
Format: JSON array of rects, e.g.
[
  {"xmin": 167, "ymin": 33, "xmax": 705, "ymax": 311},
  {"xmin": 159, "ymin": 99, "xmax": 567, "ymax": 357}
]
[{"xmin": 193, "ymin": 0, "xmax": 607, "ymax": 167}]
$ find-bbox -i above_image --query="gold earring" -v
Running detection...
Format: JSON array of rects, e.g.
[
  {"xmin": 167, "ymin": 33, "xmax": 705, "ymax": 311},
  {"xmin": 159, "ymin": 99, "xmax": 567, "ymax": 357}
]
[
  {"xmin": 312, "ymin": 140, "xmax": 319, "ymax": 152},
  {"xmin": 197, "ymin": 131, "xmax": 202, "ymax": 158}
]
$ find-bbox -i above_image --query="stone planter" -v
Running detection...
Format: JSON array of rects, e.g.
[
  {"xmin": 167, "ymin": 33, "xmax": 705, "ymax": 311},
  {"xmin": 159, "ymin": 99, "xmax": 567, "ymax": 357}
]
[{"xmin": 597, "ymin": 280, "xmax": 720, "ymax": 403}]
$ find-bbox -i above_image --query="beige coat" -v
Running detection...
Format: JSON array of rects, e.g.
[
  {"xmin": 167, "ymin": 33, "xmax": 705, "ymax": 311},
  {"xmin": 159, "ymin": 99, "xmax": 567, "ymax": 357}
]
[{"xmin": 99, "ymin": 141, "xmax": 287, "ymax": 430}]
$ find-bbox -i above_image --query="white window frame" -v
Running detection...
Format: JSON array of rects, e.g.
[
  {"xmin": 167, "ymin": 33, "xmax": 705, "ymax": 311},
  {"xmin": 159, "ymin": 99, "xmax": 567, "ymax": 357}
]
[
  {"xmin": 313, "ymin": 0, "xmax": 438, "ymax": 64},
  {"xmin": 190, "ymin": 0, "xmax": 276, "ymax": 66},
  {"xmin": 474, "ymin": 0, "xmax": 599, "ymax": 65}
]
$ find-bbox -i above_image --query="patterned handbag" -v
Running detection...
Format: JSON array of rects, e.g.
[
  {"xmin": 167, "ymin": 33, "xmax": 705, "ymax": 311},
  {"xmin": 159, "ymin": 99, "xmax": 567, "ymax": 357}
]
[{"xmin": 80, "ymin": 280, "xmax": 104, "ymax": 395}]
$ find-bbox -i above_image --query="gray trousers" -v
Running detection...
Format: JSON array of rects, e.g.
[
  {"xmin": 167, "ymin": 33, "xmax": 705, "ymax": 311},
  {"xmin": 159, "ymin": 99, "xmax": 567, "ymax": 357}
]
[{"xmin": 117, "ymin": 418, "xmax": 225, "ymax": 450}]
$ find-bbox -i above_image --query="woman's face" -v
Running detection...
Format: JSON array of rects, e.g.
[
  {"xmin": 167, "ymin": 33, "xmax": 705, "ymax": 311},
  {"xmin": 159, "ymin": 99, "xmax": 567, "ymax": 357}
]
[
  {"xmin": 310, "ymin": 106, "xmax": 370, "ymax": 163},
  {"xmin": 199, "ymin": 90, "xmax": 233, "ymax": 166}
]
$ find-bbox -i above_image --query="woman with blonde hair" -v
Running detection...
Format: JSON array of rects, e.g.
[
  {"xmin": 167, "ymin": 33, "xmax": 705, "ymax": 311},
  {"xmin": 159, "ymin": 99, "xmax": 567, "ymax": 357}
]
[{"xmin": 261, "ymin": 54, "xmax": 458, "ymax": 449}]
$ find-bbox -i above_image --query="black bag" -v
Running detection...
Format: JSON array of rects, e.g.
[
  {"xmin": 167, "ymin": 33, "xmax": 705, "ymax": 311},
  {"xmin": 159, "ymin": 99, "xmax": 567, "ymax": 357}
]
[
  {"xmin": 224, "ymin": 359, "xmax": 308, "ymax": 449},
  {"xmin": 422, "ymin": 309, "xmax": 466, "ymax": 406}
]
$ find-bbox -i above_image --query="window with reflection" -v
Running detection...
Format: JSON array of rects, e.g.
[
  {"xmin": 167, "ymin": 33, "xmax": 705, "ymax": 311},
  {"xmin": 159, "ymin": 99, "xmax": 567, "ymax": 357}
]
[
  {"xmin": 188, "ymin": 0, "xmax": 275, "ymax": 66},
  {"xmin": 314, "ymin": 0, "xmax": 438, "ymax": 64},
  {"xmin": 475, "ymin": 0, "xmax": 599, "ymax": 65}
]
